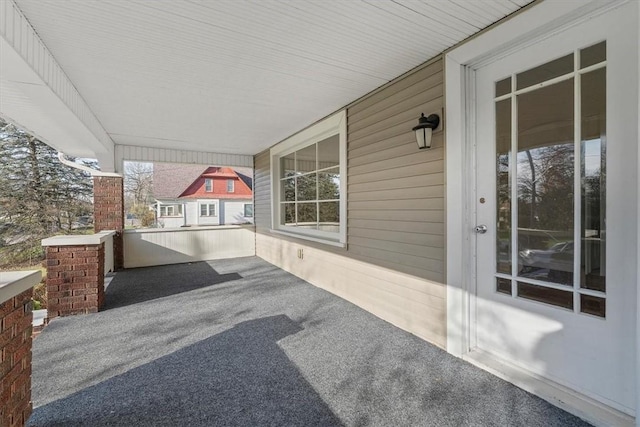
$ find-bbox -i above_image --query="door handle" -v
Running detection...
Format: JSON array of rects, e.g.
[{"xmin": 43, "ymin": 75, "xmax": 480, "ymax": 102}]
[{"xmin": 475, "ymin": 225, "xmax": 488, "ymax": 234}]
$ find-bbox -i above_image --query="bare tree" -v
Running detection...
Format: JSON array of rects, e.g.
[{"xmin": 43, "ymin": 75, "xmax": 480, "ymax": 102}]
[{"xmin": 123, "ymin": 162, "xmax": 155, "ymax": 227}]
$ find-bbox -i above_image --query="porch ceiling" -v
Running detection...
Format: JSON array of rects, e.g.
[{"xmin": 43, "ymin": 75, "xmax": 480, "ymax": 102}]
[{"xmin": 7, "ymin": 0, "xmax": 531, "ymax": 160}]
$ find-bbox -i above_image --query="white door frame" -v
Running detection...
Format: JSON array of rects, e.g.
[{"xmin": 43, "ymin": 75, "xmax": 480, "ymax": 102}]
[{"xmin": 444, "ymin": 0, "xmax": 639, "ymax": 425}]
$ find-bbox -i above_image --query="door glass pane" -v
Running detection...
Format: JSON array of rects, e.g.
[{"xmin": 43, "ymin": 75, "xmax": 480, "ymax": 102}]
[
  {"xmin": 516, "ymin": 54, "xmax": 574, "ymax": 90},
  {"xmin": 581, "ymin": 68, "xmax": 606, "ymax": 292},
  {"xmin": 495, "ymin": 77, "xmax": 511, "ymax": 97},
  {"xmin": 580, "ymin": 41, "xmax": 606, "ymax": 69},
  {"xmin": 580, "ymin": 294, "xmax": 605, "ymax": 318},
  {"xmin": 496, "ymin": 277, "xmax": 512, "ymax": 295},
  {"xmin": 496, "ymin": 99, "xmax": 512, "ymax": 275},
  {"xmin": 517, "ymin": 282, "xmax": 573, "ymax": 310},
  {"xmin": 517, "ymin": 79, "xmax": 574, "ymax": 286}
]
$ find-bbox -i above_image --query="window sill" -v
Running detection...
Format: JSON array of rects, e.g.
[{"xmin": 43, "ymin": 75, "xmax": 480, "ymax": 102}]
[{"xmin": 269, "ymin": 229, "xmax": 346, "ymax": 248}]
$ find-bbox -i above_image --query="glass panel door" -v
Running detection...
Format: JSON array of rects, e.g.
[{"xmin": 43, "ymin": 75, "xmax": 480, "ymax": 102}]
[{"xmin": 492, "ymin": 43, "xmax": 607, "ymax": 317}]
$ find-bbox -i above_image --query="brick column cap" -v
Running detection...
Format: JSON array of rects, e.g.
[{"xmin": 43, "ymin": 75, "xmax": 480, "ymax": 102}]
[
  {"xmin": 41, "ymin": 230, "xmax": 116, "ymax": 247},
  {"xmin": 0, "ymin": 270, "xmax": 42, "ymax": 305}
]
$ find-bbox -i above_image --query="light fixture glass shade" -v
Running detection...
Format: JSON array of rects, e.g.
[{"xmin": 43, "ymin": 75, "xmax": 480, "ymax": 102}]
[
  {"xmin": 415, "ymin": 127, "xmax": 433, "ymax": 149},
  {"xmin": 412, "ymin": 113, "xmax": 440, "ymax": 150}
]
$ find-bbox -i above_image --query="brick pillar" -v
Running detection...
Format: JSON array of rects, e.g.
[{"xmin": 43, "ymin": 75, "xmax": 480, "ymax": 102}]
[
  {"xmin": 93, "ymin": 176, "xmax": 124, "ymax": 270},
  {"xmin": 45, "ymin": 244, "xmax": 105, "ymax": 318},
  {"xmin": 1, "ymin": 289, "xmax": 33, "ymax": 427}
]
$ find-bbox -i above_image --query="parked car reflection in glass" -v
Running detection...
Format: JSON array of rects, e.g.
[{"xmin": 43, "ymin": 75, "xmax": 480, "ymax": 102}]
[{"xmin": 519, "ymin": 241, "xmax": 573, "ymax": 285}]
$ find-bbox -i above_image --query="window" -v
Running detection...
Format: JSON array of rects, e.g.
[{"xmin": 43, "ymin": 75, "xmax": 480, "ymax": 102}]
[
  {"xmin": 244, "ymin": 204, "xmax": 253, "ymax": 218},
  {"xmin": 493, "ymin": 42, "xmax": 607, "ymax": 317},
  {"xmin": 227, "ymin": 179, "xmax": 234, "ymax": 193},
  {"xmin": 270, "ymin": 110, "xmax": 346, "ymax": 245},
  {"xmin": 159, "ymin": 204, "xmax": 183, "ymax": 217},
  {"xmin": 205, "ymin": 178, "xmax": 212, "ymax": 192},
  {"xmin": 200, "ymin": 204, "xmax": 216, "ymax": 217}
]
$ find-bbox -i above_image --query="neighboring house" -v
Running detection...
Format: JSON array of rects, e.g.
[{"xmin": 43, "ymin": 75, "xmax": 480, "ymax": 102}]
[{"xmin": 153, "ymin": 164, "xmax": 253, "ymax": 228}]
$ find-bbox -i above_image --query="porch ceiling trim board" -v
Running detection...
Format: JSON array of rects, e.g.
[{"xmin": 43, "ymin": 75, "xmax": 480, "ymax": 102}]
[
  {"xmin": 10, "ymin": 0, "xmax": 530, "ymax": 162},
  {"xmin": 0, "ymin": 0, "xmax": 114, "ymax": 168},
  {"xmin": 114, "ymin": 145, "xmax": 253, "ymax": 172}
]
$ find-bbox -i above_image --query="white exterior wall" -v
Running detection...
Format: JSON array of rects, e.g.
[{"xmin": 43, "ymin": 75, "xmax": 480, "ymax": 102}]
[
  {"xmin": 123, "ymin": 225, "xmax": 255, "ymax": 268},
  {"xmin": 222, "ymin": 200, "xmax": 253, "ymax": 225},
  {"xmin": 197, "ymin": 199, "xmax": 220, "ymax": 226}
]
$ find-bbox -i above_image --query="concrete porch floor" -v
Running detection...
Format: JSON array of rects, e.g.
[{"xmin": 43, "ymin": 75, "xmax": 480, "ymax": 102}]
[{"xmin": 28, "ymin": 257, "xmax": 591, "ymax": 427}]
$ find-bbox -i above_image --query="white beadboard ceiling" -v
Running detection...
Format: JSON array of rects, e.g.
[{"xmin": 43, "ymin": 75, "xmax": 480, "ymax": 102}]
[{"xmin": 10, "ymin": 0, "xmax": 532, "ymax": 158}]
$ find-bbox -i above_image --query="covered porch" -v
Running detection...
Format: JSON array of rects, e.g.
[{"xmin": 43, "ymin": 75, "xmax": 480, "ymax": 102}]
[{"xmin": 28, "ymin": 257, "xmax": 587, "ymax": 427}]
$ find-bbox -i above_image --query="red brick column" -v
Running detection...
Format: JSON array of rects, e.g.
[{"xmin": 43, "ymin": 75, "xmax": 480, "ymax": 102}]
[
  {"xmin": 45, "ymin": 244, "xmax": 105, "ymax": 318},
  {"xmin": 93, "ymin": 176, "xmax": 124, "ymax": 270},
  {"xmin": 1, "ymin": 289, "xmax": 33, "ymax": 427}
]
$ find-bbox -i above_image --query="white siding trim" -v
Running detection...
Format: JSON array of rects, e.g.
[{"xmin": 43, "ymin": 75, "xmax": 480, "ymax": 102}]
[
  {"xmin": 0, "ymin": 0, "xmax": 112, "ymax": 158},
  {"xmin": 115, "ymin": 144, "xmax": 253, "ymax": 172}
]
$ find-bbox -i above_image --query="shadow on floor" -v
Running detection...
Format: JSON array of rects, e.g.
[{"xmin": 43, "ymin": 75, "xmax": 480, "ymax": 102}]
[
  {"xmin": 103, "ymin": 262, "xmax": 242, "ymax": 310},
  {"xmin": 27, "ymin": 315, "xmax": 342, "ymax": 427}
]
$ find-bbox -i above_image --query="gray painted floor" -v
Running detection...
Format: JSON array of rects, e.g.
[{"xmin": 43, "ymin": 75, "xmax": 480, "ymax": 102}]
[{"xmin": 28, "ymin": 257, "xmax": 591, "ymax": 427}]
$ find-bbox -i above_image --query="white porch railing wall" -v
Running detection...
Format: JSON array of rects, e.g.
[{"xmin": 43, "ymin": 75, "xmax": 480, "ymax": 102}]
[
  {"xmin": 123, "ymin": 225, "xmax": 256, "ymax": 268},
  {"xmin": 104, "ymin": 232, "xmax": 114, "ymax": 274}
]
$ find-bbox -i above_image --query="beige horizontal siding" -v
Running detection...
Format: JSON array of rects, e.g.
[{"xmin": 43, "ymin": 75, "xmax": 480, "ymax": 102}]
[
  {"xmin": 347, "ymin": 58, "xmax": 445, "ymax": 283},
  {"xmin": 252, "ymin": 55, "xmax": 446, "ymax": 348}
]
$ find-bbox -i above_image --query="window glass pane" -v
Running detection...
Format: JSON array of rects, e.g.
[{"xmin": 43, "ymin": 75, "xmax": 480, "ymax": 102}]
[
  {"xmin": 318, "ymin": 168, "xmax": 340, "ymax": 201},
  {"xmin": 282, "ymin": 178, "xmax": 295, "ymax": 202},
  {"xmin": 495, "ymin": 77, "xmax": 511, "ymax": 97},
  {"xmin": 496, "ymin": 99, "xmax": 511, "ymax": 274},
  {"xmin": 209, "ymin": 204, "xmax": 215, "ymax": 216},
  {"xmin": 496, "ymin": 277, "xmax": 512, "ymax": 295},
  {"xmin": 581, "ymin": 68, "xmax": 606, "ymax": 292},
  {"xmin": 296, "ymin": 173, "xmax": 317, "ymax": 201},
  {"xmin": 205, "ymin": 179, "xmax": 212, "ymax": 192},
  {"xmin": 516, "ymin": 54, "xmax": 573, "ymax": 90},
  {"xmin": 517, "ymin": 79, "xmax": 574, "ymax": 286},
  {"xmin": 281, "ymin": 153, "xmax": 295, "ymax": 178},
  {"xmin": 580, "ymin": 294, "xmax": 605, "ymax": 317},
  {"xmin": 517, "ymin": 282, "xmax": 573, "ymax": 310},
  {"xmin": 296, "ymin": 145, "xmax": 316, "ymax": 173},
  {"xmin": 227, "ymin": 179, "xmax": 234, "ymax": 193},
  {"xmin": 319, "ymin": 202, "xmax": 339, "ymax": 231},
  {"xmin": 296, "ymin": 203, "xmax": 317, "ymax": 228},
  {"xmin": 244, "ymin": 204, "xmax": 253, "ymax": 217},
  {"xmin": 580, "ymin": 41, "xmax": 606, "ymax": 69},
  {"xmin": 317, "ymin": 135, "xmax": 339, "ymax": 169},
  {"xmin": 281, "ymin": 203, "xmax": 295, "ymax": 226},
  {"xmin": 200, "ymin": 204, "xmax": 207, "ymax": 216}
]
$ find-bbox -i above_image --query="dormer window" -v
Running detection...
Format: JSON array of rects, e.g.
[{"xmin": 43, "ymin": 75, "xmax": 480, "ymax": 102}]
[
  {"xmin": 205, "ymin": 178, "xmax": 212, "ymax": 192},
  {"xmin": 227, "ymin": 179, "xmax": 235, "ymax": 193}
]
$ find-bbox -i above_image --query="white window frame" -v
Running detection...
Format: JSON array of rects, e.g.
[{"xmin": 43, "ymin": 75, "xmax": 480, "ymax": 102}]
[
  {"xmin": 158, "ymin": 203, "xmax": 183, "ymax": 217},
  {"xmin": 205, "ymin": 178, "xmax": 212, "ymax": 192},
  {"xmin": 270, "ymin": 110, "xmax": 347, "ymax": 247},
  {"xmin": 200, "ymin": 203, "xmax": 217, "ymax": 217},
  {"xmin": 227, "ymin": 179, "xmax": 234, "ymax": 193},
  {"xmin": 244, "ymin": 203, "xmax": 253, "ymax": 218}
]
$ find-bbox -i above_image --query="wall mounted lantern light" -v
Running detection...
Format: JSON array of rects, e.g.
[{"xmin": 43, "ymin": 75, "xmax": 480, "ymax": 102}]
[{"xmin": 412, "ymin": 113, "xmax": 440, "ymax": 149}]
